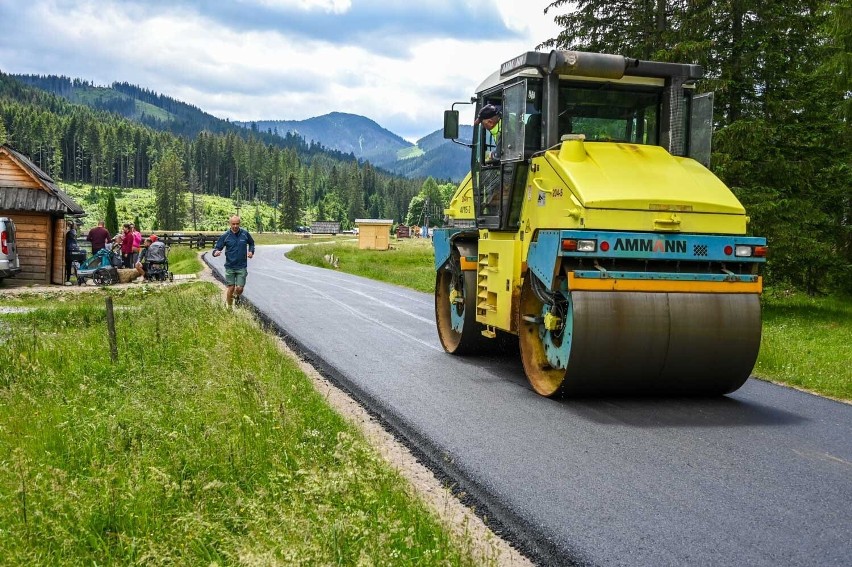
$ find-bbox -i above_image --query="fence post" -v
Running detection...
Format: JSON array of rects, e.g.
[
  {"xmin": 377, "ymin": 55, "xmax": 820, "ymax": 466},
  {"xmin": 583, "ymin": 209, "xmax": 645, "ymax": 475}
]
[{"xmin": 105, "ymin": 296, "xmax": 118, "ymax": 362}]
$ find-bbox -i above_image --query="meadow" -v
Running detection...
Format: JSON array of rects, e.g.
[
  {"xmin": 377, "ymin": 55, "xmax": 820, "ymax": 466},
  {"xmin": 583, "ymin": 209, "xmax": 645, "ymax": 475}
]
[
  {"xmin": 62, "ymin": 183, "xmax": 289, "ymax": 234},
  {"xmin": 0, "ymin": 284, "xmax": 490, "ymax": 565}
]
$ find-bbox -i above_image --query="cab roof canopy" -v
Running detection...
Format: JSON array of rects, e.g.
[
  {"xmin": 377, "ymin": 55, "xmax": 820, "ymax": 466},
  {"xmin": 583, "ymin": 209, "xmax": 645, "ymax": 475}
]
[{"xmin": 477, "ymin": 50, "xmax": 703, "ymax": 94}]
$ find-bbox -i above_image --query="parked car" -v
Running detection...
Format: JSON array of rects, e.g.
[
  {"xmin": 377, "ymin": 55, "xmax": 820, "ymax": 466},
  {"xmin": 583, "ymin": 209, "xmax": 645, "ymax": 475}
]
[{"xmin": 0, "ymin": 217, "xmax": 21, "ymax": 281}]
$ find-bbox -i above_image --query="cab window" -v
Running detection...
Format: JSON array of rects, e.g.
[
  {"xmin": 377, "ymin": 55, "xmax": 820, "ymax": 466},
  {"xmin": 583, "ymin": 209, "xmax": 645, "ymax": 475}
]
[{"xmin": 558, "ymin": 84, "xmax": 660, "ymax": 144}]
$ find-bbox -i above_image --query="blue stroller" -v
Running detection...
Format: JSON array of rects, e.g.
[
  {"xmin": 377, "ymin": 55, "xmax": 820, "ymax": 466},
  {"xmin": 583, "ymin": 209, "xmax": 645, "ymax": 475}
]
[{"xmin": 76, "ymin": 248, "xmax": 123, "ymax": 286}]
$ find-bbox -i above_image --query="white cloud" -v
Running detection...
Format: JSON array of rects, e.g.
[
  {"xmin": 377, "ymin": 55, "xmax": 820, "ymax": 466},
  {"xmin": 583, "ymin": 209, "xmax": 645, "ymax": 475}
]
[
  {"xmin": 0, "ymin": 0, "xmax": 565, "ymax": 142},
  {"xmin": 245, "ymin": 0, "xmax": 353, "ymax": 14}
]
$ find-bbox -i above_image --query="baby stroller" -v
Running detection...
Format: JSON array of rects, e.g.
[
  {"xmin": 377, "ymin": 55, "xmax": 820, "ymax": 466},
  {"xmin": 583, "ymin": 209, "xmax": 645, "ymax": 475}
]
[
  {"xmin": 141, "ymin": 240, "xmax": 173, "ymax": 282},
  {"xmin": 77, "ymin": 248, "xmax": 123, "ymax": 286}
]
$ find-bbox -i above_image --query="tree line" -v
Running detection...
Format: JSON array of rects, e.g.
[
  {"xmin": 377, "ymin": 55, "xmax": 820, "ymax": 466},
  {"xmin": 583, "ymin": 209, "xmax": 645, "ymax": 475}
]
[
  {"xmin": 0, "ymin": 72, "xmax": 425, "ymax": 232},
  {"xmin": 543, "ymin": 0, "xmax": 851, "ymax": 294}
]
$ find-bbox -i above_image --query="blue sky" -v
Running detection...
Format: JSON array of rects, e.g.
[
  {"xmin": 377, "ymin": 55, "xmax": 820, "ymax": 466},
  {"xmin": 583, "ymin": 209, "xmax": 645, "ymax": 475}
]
[{"xmin": 0, "ymin": 0, "xmax": 563, "ymax": 142}]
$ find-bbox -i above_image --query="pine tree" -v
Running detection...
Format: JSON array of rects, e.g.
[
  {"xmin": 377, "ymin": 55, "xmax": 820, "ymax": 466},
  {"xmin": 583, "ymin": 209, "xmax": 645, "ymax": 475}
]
[
  {"xmin": 105, "ymin": 190, "xmax": 119, "ymax": 236},
  {"xmin": 187, "ymin": 164, "xmax": 204, "ymax": 231},
  {"xmin": 280, "ymin": 173, "xmax": 301, "ymax": 231},
  {"xmin": 150, "ymin": 146, "xmax": 188, "ymax": 230}
]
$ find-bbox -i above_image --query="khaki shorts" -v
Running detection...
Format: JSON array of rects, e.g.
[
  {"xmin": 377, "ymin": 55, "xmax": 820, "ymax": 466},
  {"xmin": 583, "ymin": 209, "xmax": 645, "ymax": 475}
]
[{"xmin": 225, "ymin": 268, "xmax": 248, "ymax": 287}]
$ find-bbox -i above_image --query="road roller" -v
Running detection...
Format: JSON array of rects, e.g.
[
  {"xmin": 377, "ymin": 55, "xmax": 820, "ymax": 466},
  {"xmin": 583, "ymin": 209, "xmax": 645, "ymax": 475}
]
[{"xmin": 433, "ymin": 50, "xmax": 767, "ymax": 396}]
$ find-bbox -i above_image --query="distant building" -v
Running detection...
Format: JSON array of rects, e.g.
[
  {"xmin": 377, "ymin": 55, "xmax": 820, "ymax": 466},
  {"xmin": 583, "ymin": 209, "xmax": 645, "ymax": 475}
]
[
  {"xmin": 311, "ymin": 221, "xmax": 341, "ymax": 235},
  {"xmin": 355, "ymin": 219, "xmax": 393, "ymax": 251}
]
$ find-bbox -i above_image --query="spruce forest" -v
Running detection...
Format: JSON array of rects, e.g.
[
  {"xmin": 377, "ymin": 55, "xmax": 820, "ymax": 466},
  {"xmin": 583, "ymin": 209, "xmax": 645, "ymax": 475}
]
[{"xmin": 0, "ymin": 73, "xmax": 426, "ymax": 235}]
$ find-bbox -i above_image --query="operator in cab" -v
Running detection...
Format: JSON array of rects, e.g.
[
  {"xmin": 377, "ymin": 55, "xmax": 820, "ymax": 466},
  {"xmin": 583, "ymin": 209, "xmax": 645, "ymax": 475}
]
[{"xmin": 474, "ymin": 104, "xmax": 502, "ymax": 162}]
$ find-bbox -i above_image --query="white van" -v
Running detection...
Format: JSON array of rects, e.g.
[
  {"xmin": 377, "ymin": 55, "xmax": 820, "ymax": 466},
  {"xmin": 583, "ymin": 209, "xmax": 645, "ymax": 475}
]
[{"xmin": 0, "ymin": 217, "xmax": 21, "ymax": 281}]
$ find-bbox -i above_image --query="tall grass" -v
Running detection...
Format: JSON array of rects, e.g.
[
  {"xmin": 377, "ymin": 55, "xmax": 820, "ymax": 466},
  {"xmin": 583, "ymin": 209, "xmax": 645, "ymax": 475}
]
[
  {"xmin": 164, "ymin": 246, "xmax": 203, "ymax": 275},
  {"xmin": 0, "ymin": 285, "xmax": 484, "ymax": 565}
]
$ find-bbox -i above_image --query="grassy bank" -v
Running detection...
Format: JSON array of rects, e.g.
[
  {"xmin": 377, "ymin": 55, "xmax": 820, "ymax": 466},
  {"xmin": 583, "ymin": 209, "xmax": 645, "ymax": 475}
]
[
  {"xmin": 758, "ymin": 291, "xmax": 852, "ymax": 400},
  {"xmin": 163, "ymin": 245, "xmax": 204, "ymax": 275},
  {"xmin": 287, "ymin": 239, "xmax": 852, "ymax": 401},
  {"xmin": 286, "ymin": 238, "xmax": 436, "ymax": 293},
  {"xmin": 0, "ymin": 284, "xmax": 485, "ymax": 565}
]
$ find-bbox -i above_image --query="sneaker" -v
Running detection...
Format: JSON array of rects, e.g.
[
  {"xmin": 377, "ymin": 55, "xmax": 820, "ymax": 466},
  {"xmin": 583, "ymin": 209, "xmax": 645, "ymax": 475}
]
[
  {"xmin": 64, "ymin": 281, "xmax": 72, "ymax": 286},
  {"xmin": 233, "ymin": 294, "xmax": 242, "ymax": 307}
]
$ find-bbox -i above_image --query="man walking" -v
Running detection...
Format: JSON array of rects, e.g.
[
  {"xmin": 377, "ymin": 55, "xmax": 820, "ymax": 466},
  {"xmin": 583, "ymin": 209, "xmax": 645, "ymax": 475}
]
[
  {"xmin": 212, "ymin": 215, "xmax": 255, "ymax": 308},
  {"xmin": 86, "ymin": 220, "xmax": 111, "ymax": 254}
]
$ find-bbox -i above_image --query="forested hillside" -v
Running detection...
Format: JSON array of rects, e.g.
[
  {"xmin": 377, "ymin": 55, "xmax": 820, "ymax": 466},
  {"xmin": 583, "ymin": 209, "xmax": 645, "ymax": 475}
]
[
  {"xmin": 543, "ymin": 0, "xmax": 851, "ymax": 294},
  {"xmin": 15, "ymin": 75, "xmax": 472, "ymax": 183},
  {"xmin": 0, "ymin": 72, "xmax": 424, "ymax": 230},
  {"xmin": 12, "ymin": 74, "xmax": 315, "ymax": 148}
]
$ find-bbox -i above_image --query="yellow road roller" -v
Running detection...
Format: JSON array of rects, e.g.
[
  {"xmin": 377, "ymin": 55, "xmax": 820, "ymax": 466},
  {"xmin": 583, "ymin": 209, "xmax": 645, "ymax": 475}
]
[{"xmin": 433, "ymin": 51, "xmax": 767, "ymax": 396}]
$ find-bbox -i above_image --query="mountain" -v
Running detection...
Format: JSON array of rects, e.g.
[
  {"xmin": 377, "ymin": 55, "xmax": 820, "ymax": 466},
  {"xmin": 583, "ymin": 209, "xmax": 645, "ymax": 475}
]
[
  {"xmin": 247, "ymin": 115, "xmax": 473, "ymax": 182},
  {"xmin": 245, "ymin": 113, "xmax": 410, "ymax": 166}
]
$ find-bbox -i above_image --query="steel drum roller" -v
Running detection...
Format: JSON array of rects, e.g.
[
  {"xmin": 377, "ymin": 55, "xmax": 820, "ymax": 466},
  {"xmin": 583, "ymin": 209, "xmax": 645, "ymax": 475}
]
[{"xmin": 519, "ymin": 281, "xmax": 762, "ymax": 396}]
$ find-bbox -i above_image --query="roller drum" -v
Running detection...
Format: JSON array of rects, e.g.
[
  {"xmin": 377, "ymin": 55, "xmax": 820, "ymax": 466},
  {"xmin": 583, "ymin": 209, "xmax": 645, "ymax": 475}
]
[
  {"xmin": 520, "ymin": 285, "xmax": 762, "ymax": 396},
  {"xmin": 567, "ymin": 292, "xmax": 760, "ymax": 394}
]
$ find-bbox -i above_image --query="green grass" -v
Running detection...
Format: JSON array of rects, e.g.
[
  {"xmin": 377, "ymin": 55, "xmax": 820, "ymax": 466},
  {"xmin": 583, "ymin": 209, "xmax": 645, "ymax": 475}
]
[
  {"xmin": 164, "ymin": 246, "xmax": 203, "ymax": 275},
  {"xmin": 72, "ymin": 86, "xmax": 173, "ymax": 122},
  {"xmin": 0, "ymin": 284, "xmax": 486, "ymax": 565},
  {"xmin": 251, "ymin": 233, "xmax": 349, "ymax": 246},
  {"xmin": 757, "ymin": 290, "xmax": 852, "ymax": 400},
  {"xmin": 286, "ymin": 238, "xmax": 436, "ymax": 293},
  {"xmin": 397, "ymin": 146, "xmax": 425, "ymax": 160}
]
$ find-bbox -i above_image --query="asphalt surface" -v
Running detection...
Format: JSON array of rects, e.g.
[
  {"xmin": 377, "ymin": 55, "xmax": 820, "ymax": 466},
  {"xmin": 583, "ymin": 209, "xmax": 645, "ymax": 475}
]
[{"xmin": 208, "ymin": 244, "xmax": 852, "ymax": 567}]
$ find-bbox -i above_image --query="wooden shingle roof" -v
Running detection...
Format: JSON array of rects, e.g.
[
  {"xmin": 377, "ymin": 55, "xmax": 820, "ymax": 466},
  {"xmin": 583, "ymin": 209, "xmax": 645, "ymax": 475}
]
[{"xmin": 0, "ymin": 144, "xmax": 84, "ymax": 215}]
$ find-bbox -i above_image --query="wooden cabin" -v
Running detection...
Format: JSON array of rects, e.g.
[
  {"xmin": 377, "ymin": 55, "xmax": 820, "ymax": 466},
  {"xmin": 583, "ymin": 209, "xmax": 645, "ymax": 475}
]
[{"xmin": 0, "ymin": 144, "xmax": 84, "ymax": 286}]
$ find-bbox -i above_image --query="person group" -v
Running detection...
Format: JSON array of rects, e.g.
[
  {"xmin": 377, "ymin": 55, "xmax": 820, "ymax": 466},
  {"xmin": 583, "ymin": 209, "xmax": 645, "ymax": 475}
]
[
  {"xmin": 72, "ymin": 214, "xmax": 255, "ymax": 305},
  {"xmin": 117, "ymin": 223, "xmax": 143, "ymax": 268},
  {"xmin": 67, "ymin": 220, "xmax": 146, "ymax": 282}
]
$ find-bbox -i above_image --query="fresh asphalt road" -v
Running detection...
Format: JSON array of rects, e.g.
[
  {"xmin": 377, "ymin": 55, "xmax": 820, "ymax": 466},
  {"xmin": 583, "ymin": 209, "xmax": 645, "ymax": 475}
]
[{"xmin": 208, "ymin": 245, "xmax": 851, "ymax": 567}]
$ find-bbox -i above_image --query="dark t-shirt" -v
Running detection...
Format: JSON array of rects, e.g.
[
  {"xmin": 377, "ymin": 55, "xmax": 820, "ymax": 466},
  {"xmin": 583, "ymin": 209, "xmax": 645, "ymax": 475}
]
[{"xmin": 87, "ymin": 226, "xmax": 111, "ymax": 252}]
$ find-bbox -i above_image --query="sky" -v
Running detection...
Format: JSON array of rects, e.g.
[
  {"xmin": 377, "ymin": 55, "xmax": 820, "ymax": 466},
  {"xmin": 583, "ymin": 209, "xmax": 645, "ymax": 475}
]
[{"xmin": 0, "ymin": 0, "xmax": 564, "ymax": 142}]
